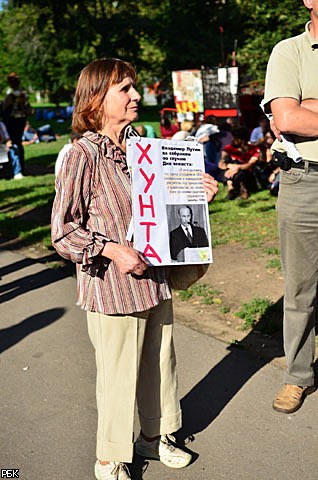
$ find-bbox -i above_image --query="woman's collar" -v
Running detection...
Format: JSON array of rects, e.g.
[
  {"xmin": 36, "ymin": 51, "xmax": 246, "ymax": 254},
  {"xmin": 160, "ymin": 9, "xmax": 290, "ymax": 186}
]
[{"xmin": 83, "ymin": 131, "xmax": 125, "ymax": 161}]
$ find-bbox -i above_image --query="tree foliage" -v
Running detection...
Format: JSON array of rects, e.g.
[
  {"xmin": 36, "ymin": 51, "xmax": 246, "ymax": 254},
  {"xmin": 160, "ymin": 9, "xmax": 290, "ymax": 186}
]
[
  {"xmin": 235, "ymin": 0, "xmax": 309, "ymax": 84},
  {"xmin": 0, "ymin": 0, "xmax": 311, "ymax": 99}
]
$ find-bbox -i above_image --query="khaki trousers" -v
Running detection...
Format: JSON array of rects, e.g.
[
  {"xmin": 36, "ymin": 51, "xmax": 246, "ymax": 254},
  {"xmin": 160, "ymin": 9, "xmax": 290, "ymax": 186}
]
[
  {"xmin": 277, "ymin": 168, "xmax": 318, "ymax": 386},
  {"xmin": 87, "ymin": 299, "xmax": 182, "ymax": 463}
]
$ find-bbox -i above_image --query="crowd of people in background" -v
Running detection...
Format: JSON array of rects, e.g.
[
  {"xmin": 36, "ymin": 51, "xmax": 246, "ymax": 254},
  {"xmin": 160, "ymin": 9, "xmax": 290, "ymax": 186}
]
[
  {"xmin": 0, "ymin": 70, "xmax": 279, "ymax": 198},
  {"xmin": 0, "ymin": 72, "xmax": 31, "ymax": 178},
  {"xmin": 0, "ymin": 72, "xmax": 66, "ymax": 180},
  {"xmin": 34, "ymin": 101, "xmax": 74, "ymax": 122},
  {"xmin": 51, "ymin": 110, "xmax": 279, "ymax": 202},
  {"xmin": 137, "ymin": 111, "xmax": 280, "ymax": 200}
]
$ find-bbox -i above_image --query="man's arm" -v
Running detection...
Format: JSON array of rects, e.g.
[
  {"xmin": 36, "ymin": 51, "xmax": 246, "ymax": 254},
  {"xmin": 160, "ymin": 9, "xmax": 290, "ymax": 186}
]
[
  {"xmin": 238, "ymin": 154, "xmax": 259, "ymax": 171},
  {"xmin": 301, "ymin": 98, "xmax": 318, "ymax": 114},
  {"xmin": 219, "ymin": 150, "xmax": 229, "ymax": 170},
  {"xmin": 271, "ymin": 97, "xmax": 318, "ymax": 136}
]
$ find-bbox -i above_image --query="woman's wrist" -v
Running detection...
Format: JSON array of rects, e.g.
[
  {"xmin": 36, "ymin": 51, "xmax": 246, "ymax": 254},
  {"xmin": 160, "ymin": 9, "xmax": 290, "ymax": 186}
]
[{"xmin": 101, "ymin": 240, "xmax": 118, "ymax": 260}]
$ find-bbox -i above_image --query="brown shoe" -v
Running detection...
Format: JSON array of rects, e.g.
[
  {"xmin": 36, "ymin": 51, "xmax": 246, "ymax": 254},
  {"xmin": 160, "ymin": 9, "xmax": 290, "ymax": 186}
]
[
  {"xmin": 273, "ymin": 384, "xmax": 316, "ymax": 414},
  {"xmin": 239, "ymin": 182, "xmax": 249, "ymax": 200},
  {"xmin": 227, "ymin": 189, "xmax": 238, "ymax": 200},
  {"xmin": 239, "ymin": 190, "xmax": 249, "ymax": 200}
]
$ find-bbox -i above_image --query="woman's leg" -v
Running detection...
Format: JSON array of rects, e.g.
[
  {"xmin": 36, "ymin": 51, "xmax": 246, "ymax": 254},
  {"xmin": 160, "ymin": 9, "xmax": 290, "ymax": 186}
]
[
  {"xmin": 136, "ymin": 299, "xmax": 182, "ymax": 437},
  {"xmin": 87, "ymin": 310, "xmax": 148, "ymax": 463},
  {"xmin": 135, "ymin": 300, "xmax": 191, "ymax": 469}
]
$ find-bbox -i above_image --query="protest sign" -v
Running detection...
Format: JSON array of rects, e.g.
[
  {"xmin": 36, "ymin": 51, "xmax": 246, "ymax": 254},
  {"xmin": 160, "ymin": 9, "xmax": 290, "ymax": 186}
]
[
  {"xmin": 127, "ymin": 137, "xmax": 213, "ymax": 267},
  {"xmin": 172, "ymin": 69, "xmax": 204, "ymax": 114}
]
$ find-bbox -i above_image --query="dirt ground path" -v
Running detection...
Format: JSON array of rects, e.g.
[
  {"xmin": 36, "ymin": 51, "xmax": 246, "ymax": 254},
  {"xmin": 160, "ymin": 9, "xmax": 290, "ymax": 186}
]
[{"xmin": 172, "ymin": 243, "xmax": 286, "ymax": 368}]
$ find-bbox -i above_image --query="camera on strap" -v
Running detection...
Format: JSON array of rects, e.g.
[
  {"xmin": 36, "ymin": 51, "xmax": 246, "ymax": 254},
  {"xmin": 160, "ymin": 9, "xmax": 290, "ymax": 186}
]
[{"xmin": 272, "ymin": 151, "xmax": 292, "ymax": 171}]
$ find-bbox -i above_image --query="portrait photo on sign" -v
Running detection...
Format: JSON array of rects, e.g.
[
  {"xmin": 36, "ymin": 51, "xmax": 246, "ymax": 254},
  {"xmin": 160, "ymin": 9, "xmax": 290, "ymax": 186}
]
[{"xmin": 167, "ymin": 203, "xmax": 212, "ymax": 264}]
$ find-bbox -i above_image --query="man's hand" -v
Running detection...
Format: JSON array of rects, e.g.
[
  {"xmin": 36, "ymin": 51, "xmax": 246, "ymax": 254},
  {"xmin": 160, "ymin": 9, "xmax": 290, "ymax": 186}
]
[
  {"xmin": 224, "ymin": 164, "xmax": 240, "ymax": 179},
  {"xmin": 270, "ymin": 118, "xmax": 282, "ymax": 141}
]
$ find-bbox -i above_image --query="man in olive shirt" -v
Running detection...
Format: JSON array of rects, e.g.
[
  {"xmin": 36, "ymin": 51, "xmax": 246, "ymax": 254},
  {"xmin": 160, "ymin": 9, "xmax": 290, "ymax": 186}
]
[{"xmin": 263, "ymin": 0, "xmax": 318, "ymax": 414}]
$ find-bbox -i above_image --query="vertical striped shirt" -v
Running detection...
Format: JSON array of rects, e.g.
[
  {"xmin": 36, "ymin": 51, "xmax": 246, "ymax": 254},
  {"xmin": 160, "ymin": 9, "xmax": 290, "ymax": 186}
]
[{"xmin": 51, "ymin": 131, "xmax": 171, "ymax": 315}]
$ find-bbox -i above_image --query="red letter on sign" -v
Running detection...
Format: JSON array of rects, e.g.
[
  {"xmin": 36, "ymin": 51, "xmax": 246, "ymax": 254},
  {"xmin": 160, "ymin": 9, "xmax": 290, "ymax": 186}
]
[
  {"xmin": 143, "ymin": 244, "xmax": 162, "ymax": 263},
  {"xmin": 140, "ymin": 222, "xmax": 156, "ymax": 242},
  {"xmin": 137, "ymin": 143, "xmax": 152, "ymax": 164},
  {"xmin": 140, "ymin": 168, "xmax": 155, "ymax": 194},
  {"xmin": 139, "ymin": 195, "xmax": 155, "ymax": 217}
]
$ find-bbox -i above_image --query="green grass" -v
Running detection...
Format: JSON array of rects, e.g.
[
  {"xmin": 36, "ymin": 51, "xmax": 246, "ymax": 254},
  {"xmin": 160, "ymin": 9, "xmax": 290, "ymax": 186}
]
[
  {"xmin": 177, "ymin": 283, "xmax": 222, "ymax": 305},
  {"xmin": 264, "ymin": 246, "xmax": 281, "ymax": 270},
  {"xmin": 235, "ymin": 297, "xmax": 273, "ymax": 331},
  {"xmin": 133, "ymin": 105, "xmax": 161, "ymax": 137},
  {"xmin": 265, "ymin": 246, "xmax": 280, "ymax": 256},
  {"xmin": 0, "ymin": 105, "xmax": 280, "ymax": 254},
  {"xmin": 219, "ymin": 305, "xmax": 230, "ymax": 314},
  {"xmin": 0, "ymin": 171, "xmax": 279, "ymax": 253},
  {"xmin": 0, "ymin": 173, "xmax": 55, "ymax": 247},
  {"xmin": 210, "ymin": 185, "xmax": 278, "ymax": 248},
  {"xmin": 266, "ymin": 257, "xmax": 281, "ymax": 270},
  {"xmin": 25, "ymin": 135, "xmax": 70, "ymax": 169}
]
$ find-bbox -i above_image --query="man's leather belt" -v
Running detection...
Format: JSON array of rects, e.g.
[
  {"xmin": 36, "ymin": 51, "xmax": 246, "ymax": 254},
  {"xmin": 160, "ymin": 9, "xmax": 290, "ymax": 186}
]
[
  {"xmin": 291, "ymin": 160, "xmax": 318, "ymax": 172},
  {"xmin": 272, "ymin": 151, "xmax": 318, "ymax": 172}
]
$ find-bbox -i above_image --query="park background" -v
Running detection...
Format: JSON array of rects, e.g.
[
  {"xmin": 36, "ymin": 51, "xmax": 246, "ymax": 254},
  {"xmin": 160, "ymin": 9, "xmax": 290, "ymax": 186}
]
[{"xmin": 0, "ymin": 0, "xmax": 313, "ymax": 360}]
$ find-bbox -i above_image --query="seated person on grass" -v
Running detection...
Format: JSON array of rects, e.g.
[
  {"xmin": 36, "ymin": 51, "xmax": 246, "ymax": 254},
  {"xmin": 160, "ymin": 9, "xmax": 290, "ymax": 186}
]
[
  {"xmin": 22, "ymin": 121, "xmax": 39, "ymax": 145},
  {"xmin": 22, "ymin": 122, "xmax": 56, "ymax": 144},
  {"xmin": 219, "ymin": 126, "xmax": 260, "ymax": 200},
  {"xmin": 253, "ymin": 130, "xmax": 280, "ymax": 191}
]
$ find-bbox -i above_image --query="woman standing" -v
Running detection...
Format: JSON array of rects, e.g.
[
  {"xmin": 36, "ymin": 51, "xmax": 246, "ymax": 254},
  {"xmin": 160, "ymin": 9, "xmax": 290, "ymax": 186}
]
[
  {"xmin": 2, "ymin": 72, "xmax": 32, "ymax": 174},
  {"xmin": 51, "ymin": 58, "xmax": 218, "ymax": 480}
]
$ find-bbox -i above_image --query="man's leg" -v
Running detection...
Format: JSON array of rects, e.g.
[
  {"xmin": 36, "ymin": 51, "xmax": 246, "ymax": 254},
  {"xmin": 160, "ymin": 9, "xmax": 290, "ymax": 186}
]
[
  {"xmin": 274, "ymin": 168, "xmax": 318, "ymax": 412},
  {"xmin": 8, "ymin": 119, "xmax": 25, "ymax": 174},
  {"xmin": 9, "ymin": 145, "xmax": 23, "ymax": 178}
]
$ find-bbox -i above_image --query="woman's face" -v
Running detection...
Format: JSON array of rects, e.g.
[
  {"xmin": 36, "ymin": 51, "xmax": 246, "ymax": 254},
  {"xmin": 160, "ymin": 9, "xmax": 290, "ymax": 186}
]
[{"xmin": 102, "ymin": 76, "xmax": 141, "ymax": 128}]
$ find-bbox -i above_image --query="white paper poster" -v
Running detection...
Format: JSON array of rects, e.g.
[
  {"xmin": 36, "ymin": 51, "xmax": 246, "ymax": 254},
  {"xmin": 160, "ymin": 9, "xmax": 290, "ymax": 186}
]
[
  {"xmin": 0, "ymin": 145, "xmax": 8, "ymax": 164},
  {"xmin": 127, "ymin": 138, "xmax": 213, "ymax": 267}
]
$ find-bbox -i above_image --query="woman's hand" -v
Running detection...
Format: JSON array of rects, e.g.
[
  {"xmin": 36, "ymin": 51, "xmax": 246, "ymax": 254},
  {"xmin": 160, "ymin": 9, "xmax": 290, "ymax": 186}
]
[
  {"xmin": 102, "ymin": 242, "xmax": 148, "ymax": 276},
  {"xmin": 202, "ymin": 173, "xmax": 218, "ymax": 203}
]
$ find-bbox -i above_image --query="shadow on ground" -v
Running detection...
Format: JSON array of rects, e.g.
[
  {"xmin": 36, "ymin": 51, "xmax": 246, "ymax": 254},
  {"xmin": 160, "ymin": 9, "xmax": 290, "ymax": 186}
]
[
  {"xmin": 128, "ymin": 296, "xmax": 288, "ymax": 477},
  {"xmin": 0, "ymin": 308, "xmax": 66, "ymax": 354},
  {"xmin": 0, "ymin": 250, "xmax": 74, "ymax": 303},
  {"xmin": 175, "ymin": 297, "xmax": 284, "ymax": 441}
]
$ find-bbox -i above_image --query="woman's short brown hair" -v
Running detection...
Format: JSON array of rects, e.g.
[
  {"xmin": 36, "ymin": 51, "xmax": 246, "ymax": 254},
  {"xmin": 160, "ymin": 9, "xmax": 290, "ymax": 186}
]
[{"xmin": 72, "ymin": 58, "xmax": 137, "ymax": 134}]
